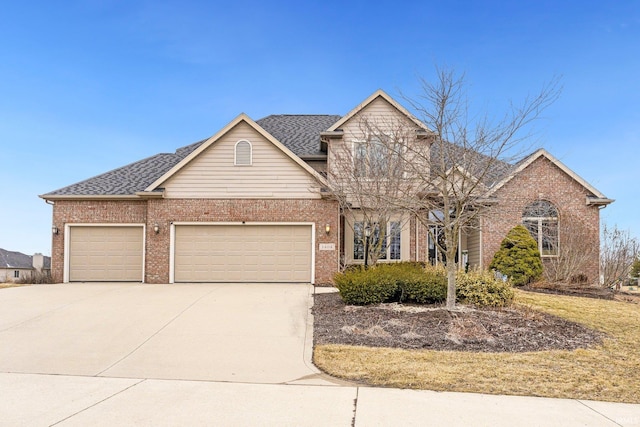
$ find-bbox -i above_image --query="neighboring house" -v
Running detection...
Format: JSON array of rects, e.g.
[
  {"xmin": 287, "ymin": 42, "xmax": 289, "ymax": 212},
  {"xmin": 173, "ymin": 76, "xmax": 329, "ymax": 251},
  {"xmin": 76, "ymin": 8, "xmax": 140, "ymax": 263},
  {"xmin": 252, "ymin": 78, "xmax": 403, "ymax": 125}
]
[
  {"xmin": 0, "ymin": 249, "xmax": 51, "ymax": 282},
  {"xmin": 40, "ymin": 90, "xmax": 612, "ymax": 284}
]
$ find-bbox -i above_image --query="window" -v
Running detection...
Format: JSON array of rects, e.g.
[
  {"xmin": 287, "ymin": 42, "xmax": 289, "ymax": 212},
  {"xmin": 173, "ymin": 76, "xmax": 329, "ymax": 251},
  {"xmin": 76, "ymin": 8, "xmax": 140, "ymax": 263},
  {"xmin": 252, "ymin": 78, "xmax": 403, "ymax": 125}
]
[
  {"xmin": 353, "ymin": 136, "xmax": 401, "ymax": 178},
  {"xmin": 234, "ymin": 140, "xmax": 252, "ymax": 165},
  {"xmin": 13, "ymin": 271, "xmax": 19, "ymax": 278},
  {"xmin": 522, "ymin": 200, "xmax": 559, "ymax": 256},
  {"xmin": 353, "ymin": 221, "xmax": 402, "ymax": 261}
]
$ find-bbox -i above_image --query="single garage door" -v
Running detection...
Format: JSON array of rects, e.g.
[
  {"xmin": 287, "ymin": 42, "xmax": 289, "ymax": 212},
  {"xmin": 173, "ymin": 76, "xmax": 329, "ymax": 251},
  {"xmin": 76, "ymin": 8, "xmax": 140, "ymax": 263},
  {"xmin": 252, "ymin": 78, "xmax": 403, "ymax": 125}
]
[
  {"xmin": 68, "ymin": 226, "xmax": 144, "ymax": 282},
  {"xmin": 174, "ymin": 224, "xmax": 312, "ymax": 283}
]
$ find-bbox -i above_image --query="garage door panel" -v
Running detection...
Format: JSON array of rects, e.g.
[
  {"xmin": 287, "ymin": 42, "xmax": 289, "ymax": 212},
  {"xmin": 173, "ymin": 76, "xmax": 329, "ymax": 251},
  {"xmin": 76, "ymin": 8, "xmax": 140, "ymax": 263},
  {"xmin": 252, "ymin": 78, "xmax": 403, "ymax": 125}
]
[
  {"xmin": 69, "ymin": 226, "xmax": 144, "ymax": 282},
  {"xmin": 174, "ymin": 225, "xmax": 312, "ymax": 283}
]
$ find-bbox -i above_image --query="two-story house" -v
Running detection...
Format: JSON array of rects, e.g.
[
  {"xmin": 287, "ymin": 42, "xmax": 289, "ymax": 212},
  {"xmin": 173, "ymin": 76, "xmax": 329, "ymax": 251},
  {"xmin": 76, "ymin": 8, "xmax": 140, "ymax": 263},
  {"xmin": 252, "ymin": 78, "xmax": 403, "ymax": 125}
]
[{"xmin": 41, "ymin": 90, "xmax": 611, "ymax": 285}]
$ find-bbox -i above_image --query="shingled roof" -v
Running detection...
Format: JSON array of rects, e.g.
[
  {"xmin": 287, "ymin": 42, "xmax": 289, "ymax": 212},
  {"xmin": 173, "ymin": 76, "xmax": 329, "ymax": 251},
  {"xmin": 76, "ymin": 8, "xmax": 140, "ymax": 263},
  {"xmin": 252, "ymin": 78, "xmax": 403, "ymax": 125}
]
[
  {"xmin": 256, "ymin": 115, "xmax": 341, "ymax": 157},
  {"xmin": 0, "ymin": 249, "xmax": 51, "ymax": 269},
  {"xmin": 41, "ymin": 112, "xmax": 517, "ymax": 198},
  {"xmin": 430, "ymin": 142, "xmax": 515, "ymax": 187},
  {"xmin": 41, "ymin": 115, "xmax": 341, "ymax": 197},
  {"xmin": 42, "ymin": 140, "xmax": 205, "ymax": 197}
]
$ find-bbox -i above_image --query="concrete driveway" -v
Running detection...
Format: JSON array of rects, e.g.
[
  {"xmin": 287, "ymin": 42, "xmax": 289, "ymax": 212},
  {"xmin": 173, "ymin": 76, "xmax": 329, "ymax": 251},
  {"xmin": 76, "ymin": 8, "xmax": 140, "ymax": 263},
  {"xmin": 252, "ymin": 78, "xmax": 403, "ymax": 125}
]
[
  {"xmin": 2, "ymin": 283, "xmax": 639, "ymax": 426},
  {"xmin": 0, "ymin": 283, "xmax": 326, "ymax": 384}
]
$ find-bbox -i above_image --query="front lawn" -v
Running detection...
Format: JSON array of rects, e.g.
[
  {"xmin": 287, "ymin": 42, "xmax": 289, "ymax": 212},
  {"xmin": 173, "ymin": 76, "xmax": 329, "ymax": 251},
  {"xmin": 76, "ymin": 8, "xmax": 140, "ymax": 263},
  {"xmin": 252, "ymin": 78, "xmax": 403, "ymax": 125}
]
[{"xmin": 313, "ymin": 289, "xmax": 640, "ymax": 403}]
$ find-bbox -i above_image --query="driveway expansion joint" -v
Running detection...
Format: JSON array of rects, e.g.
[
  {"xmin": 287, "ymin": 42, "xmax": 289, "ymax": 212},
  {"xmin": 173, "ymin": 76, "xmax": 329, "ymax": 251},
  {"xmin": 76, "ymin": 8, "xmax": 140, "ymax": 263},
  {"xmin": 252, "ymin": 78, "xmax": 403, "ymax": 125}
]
[{"xmin": 94, "ymin": 287, "xmax": 218, "ymax": 377}]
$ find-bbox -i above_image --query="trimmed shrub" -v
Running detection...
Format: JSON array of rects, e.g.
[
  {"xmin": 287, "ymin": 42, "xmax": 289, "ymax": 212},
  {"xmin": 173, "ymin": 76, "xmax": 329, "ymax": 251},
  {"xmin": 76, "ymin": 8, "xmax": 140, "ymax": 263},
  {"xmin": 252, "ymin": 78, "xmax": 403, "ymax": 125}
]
[
  {"xmin": 335, "ymin": 262, "xmax": 512, "ymax": 307},
  {"xmin": 489, "ymin": 225, "xmax": 543, "ymax": 286},
  {"xmin": 456, "ymin": 270, "xmax": 515, "ymax": 307},
  {"xmin": 334, "ymin": 265, "xmax": 400, "ymax": 305},
  {"xmin": 335, "ymin": 262, "xmax": 445, "ymax": 305},
  {"xmin": 399, "ymin": 264, "xmax": 447, "ymax": 304}
]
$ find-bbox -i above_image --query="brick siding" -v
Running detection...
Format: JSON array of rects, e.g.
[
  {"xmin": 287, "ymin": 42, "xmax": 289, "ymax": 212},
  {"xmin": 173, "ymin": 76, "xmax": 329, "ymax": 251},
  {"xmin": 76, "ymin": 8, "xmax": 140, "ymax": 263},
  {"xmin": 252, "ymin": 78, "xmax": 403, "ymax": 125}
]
[
  {"xmin": 482, "ymin": 156, "xmax": 601, "ymax": 283},
  {"xmin": 51, "ymin": 198, "xmax": 339, "ymax": 284}
]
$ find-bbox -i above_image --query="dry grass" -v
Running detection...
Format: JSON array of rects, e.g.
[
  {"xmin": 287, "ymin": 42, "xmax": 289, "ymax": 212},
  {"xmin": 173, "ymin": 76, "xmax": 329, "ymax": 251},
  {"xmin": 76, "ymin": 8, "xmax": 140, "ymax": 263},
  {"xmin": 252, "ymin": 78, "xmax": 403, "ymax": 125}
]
[
  {"xmin": 314, "ymin": 289, "xmax": 640, "ymax": 403},
  {"xmin": 0, "ymin": 283, "xmax": 31, "ymax": 289}
]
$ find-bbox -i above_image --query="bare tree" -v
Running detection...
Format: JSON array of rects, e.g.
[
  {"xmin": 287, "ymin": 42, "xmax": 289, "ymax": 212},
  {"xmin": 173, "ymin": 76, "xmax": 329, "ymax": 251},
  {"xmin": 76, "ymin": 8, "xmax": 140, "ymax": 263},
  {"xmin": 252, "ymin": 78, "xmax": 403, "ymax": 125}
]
[
  {"xmin": 543, "ymin": 213, "xmax": 597, "ymax": 285},
  {"xmin": 600, "ymin": 223, "xmax": 639, "ymax": 288},
  {"xmin": 400, "ymin": 68, "xmax": 560, "ymax": 309},
  {"xmin": 327, "ymin": 115, "xmax": 419, "ymax": 266}
]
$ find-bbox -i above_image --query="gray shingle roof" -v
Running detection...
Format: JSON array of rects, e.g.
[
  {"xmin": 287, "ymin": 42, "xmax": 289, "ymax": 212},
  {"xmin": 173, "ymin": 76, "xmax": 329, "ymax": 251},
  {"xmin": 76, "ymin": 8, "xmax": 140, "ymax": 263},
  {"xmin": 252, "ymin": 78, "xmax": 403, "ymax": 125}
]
[
  {"xmin": 41, "ymin": 115, "xmax": 343, "ymax": 197},
  {"xmin": 42, "ymin": 140, "xmax": 205, "ymax": 196},
  {"xmin": 256, "ymin": 115, "xmax": 341, "ymax": 156},
  {"xmin": 0, "ymin": 249, "xmax": 51, "ymax": 269},
  {"xmin": 42, "ymin": 113, "xmax": 517, "ymax": 197},
  {"xmin": 430, "ymin": 141, "xmax": 514, "ymax": 188}
]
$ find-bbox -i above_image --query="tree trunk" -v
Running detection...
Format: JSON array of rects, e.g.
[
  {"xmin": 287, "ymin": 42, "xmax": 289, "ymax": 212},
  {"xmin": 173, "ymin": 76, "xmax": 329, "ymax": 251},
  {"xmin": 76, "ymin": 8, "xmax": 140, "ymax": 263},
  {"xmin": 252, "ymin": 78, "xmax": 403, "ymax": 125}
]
[{"xmin": 446, "ymin": 264, "xmax": 457, "ymax": 309}]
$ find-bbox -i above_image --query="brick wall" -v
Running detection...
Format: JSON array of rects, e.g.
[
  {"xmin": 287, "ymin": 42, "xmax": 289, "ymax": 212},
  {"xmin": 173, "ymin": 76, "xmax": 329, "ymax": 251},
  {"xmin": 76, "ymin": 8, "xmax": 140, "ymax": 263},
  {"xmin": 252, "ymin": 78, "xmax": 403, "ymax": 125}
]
[
  {"xmin": 51, "ymin": 200, "xmax": 147, "ymax": 283},
  {"xmin": 482, "ymin": 156, "xmax": 602, "ymax": 283},
  {"xmin": 51, "ymin": 198, "xmax": 339, "ymax": 284}
]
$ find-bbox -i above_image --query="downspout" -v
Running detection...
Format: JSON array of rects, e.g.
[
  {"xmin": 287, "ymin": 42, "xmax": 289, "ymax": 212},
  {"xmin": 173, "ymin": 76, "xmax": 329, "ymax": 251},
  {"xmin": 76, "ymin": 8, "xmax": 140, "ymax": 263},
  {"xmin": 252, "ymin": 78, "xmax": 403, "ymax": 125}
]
[
  {"xmin": 479, "ymin": 217, "xmax": 483, "ymax": 269},
  {"xmin": 337, "ymin": 201, "xmax": 341, "ymax": 275},
  {"xmin": 415, "ymin": 215, "xmax": 419, "ymax": 262}
]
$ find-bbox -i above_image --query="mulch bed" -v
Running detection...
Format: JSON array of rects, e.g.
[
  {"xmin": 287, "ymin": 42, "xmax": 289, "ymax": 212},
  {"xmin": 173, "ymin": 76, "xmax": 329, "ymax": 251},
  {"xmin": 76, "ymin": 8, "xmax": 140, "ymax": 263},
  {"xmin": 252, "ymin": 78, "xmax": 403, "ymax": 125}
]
[
  {"xmin": 313, "ymin": 292, "xmax": 603, "ymax": 352},
  {"xmin": 520, "ymin": 284, "xmax": 615, "ymax": 300}
]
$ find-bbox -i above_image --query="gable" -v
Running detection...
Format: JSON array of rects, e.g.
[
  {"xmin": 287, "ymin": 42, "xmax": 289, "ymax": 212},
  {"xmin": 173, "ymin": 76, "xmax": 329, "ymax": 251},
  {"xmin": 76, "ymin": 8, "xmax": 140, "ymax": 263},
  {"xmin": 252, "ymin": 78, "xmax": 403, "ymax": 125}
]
[
  {"xmin": 486, "ymin": 149, "xmax": 612, "ymax": 206},
  {"xmin": 327, "ymin": 90, "xmax": 429, "ymax": 133},
  {"xmin": 493, "ymin": 155, "xmax": 604, "ymax": 210},
  {"xmin": 340, "ymin": 96, "xmax": 421, "ymax": 139},
  {"xmin": 326, "ymin": 94, "xmax": 431, "ymax": 184},
  {"xmin": 160, "ymin": 121, "xmax": 322, "ymax": 199}
]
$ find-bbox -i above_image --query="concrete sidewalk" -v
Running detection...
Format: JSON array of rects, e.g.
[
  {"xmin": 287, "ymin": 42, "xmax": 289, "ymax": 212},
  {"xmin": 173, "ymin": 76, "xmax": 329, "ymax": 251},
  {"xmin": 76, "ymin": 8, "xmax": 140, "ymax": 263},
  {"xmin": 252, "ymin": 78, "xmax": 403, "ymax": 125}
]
[{"xmin": 1, "ymin": 372, "xmax": 639, "ymax": 426}]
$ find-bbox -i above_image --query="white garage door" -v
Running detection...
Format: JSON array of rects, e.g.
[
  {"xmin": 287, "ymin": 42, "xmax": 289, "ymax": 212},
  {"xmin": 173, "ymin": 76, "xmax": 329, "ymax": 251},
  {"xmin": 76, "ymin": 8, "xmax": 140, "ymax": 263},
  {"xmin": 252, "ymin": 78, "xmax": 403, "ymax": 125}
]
[
  {"xmin": 68, "ymin": 226, "xmax": 144, "ymax": 282},
  {"xmin": 174, "ymin": 224, "xmax": 312, "ymax": 283}
]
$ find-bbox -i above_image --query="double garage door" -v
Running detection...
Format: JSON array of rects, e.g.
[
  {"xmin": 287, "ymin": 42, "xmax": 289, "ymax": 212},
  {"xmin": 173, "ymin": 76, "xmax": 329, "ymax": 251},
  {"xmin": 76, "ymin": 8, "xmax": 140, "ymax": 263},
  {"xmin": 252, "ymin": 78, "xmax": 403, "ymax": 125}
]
[
  {"xmin": 174, "ymin": 224, "xmax": 312, "ymax": 283},
  {"xmin": 67, "ymin": 224, "xmax": 312, "ymax": 283}
]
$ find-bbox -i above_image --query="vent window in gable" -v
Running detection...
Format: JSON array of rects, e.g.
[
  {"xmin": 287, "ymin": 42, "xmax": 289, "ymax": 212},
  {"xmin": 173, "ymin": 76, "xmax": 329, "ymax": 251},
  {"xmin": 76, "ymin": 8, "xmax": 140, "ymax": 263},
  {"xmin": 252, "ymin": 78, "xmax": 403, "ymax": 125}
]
[{"xmin": 235, "ymin": 140, "xmax": 252, "ymax": 166}]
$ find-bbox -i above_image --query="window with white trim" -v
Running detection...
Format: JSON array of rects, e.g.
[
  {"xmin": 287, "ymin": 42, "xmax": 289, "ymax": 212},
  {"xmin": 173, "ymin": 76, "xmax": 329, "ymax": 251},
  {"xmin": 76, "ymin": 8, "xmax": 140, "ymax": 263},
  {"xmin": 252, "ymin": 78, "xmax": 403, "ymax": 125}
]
[
  {"xmin": 353, "ymin": 220, "xmax": 402, "ymax": 261},
  {"xmin": 522, "ymin": 200, "xmax": 559, "ymax": 256},
  {"xmin": 13, "ymin": 270, "xmax": 20, "ymax": 278},
  {"xmin": 234, "ymin": 140, "xmax": 252, "ymax": 165},
  {"xmin": 353, "ymin": 135, "xmax": 402, "ymax": 178}
]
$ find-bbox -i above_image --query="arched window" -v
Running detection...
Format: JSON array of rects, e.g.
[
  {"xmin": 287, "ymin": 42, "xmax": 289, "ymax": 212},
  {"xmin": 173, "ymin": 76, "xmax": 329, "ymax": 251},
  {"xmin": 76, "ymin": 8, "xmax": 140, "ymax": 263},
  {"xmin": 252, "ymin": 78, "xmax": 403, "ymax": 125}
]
[
  {"xmin": 234, "ymin": 140, "xmax": 252, "ymax": 165},
  {"xmin": 522, "ymin": 200, "xmax": 559, "ymax": 256}
]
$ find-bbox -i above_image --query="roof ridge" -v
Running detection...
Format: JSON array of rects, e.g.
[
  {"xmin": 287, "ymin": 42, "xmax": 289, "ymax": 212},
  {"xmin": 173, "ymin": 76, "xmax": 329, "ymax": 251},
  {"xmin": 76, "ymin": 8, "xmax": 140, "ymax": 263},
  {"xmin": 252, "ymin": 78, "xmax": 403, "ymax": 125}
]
[{"xmin": 258, "ymin": 114, "xmax": 341, "ymax": 118}]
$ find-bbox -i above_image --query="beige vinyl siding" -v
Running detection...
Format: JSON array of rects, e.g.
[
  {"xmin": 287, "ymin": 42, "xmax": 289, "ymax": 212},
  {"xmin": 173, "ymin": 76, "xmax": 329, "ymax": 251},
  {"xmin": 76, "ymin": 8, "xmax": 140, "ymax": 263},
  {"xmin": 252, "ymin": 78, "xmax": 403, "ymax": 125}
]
[
  {"xmin": 68, "ymin": 226, "xmax": 144, "ymax": 282},
  {"xmin": 466, "ymin": 226, "xmax": 481, "ymax": 269},
  {"xmin": 174, "ymin": 224, "xmax": 312, "ymax": 283},
  {"xmin": 327, "ymin": 96, "xmax": 428, "ymax": 199},
  {"xmin": 162, "ymin": 122, "xmax": 321, "ymax": 199}
]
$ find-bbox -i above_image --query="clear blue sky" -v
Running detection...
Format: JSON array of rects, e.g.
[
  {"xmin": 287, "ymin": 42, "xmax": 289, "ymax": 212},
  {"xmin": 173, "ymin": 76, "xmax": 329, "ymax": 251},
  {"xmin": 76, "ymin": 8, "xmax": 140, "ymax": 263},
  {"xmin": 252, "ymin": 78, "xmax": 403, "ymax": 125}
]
[{"xmin": 1, "ymin": 1, "xmax": 638, "ymax": 256}]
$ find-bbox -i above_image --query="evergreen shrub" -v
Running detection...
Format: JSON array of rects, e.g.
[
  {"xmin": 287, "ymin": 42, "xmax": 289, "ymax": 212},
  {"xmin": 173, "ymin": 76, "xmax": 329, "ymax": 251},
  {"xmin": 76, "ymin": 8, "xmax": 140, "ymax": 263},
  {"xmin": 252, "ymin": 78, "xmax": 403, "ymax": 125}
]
[{"xmin": 489, "ymin": 225, "xmax": 543, "ymax": 286}]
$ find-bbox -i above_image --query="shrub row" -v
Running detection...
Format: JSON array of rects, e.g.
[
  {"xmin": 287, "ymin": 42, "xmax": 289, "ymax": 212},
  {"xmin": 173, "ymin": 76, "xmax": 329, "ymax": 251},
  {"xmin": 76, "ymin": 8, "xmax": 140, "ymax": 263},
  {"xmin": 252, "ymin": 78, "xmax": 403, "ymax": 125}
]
[{"xmin": 334, "ymin": 262, "xmax": 513, "ymax": 307}]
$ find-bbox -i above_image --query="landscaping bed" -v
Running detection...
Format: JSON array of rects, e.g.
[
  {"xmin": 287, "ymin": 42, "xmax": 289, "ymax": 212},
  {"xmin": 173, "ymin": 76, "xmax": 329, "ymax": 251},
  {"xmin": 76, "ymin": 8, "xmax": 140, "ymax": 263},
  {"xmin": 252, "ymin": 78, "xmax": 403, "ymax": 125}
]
[
  {"xmin": 313, "ymin": 289, "xmax": 640, "ymax": 403},
  {"xmin": 313, "ymin": 291, "xmax": 602, "ymax": 352}
]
